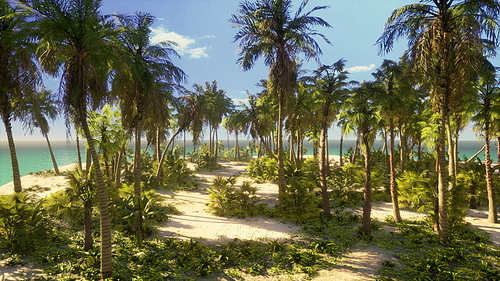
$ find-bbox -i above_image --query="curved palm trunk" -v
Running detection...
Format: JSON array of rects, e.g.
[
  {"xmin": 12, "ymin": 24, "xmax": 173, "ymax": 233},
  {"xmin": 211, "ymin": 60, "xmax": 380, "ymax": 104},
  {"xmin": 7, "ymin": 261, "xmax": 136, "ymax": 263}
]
[
  {"xmin": 319, "ymin": 121, "xmax": 331, "ymax": 218},
  {"xmin": 76, "ymin": 133, "xmax": 83, "ymax": 170},
  {"xmin": 156, "ymin": 127, "xmax": 183, "ymax": 181},
  {"xmin": 80, "ymin": 117, "xmax": 112, "ymax": 278},
  {"xmin": 2, "ymin": 113, "xmax": 22, "ymax": 193},
  {"xmin": 361, "ymin": 127, "xmax": 372, "ymax": 234},
  {"xmin": 389, "ymin": 120, "xmax": 402, "ymax": 222},
  {"xmin": 45, "ymin": 134, "xmax": 60, "ymax": 174},
  {"xmin": 484, "ymin": 126, "xmax": 498, "ymax": 223}
]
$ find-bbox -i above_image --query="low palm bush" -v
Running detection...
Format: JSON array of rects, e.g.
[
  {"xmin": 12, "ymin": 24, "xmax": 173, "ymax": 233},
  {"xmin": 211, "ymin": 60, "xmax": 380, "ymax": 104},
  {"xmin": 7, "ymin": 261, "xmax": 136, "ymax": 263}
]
[{"xmin": 208, "ymin": 176, "xmax": 265, "ymax": 218}]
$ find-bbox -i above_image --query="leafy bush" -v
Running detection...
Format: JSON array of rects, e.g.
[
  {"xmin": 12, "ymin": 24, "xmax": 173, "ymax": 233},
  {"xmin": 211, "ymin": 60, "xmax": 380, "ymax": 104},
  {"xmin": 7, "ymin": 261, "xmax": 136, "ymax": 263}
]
[
  {"xmin": 208, "ymin": 176, "xmax": 265, "ymax": 218},
  {"xmin": 328, "ymin": 163, "xmax": 364, "ymax": 207},
  {"xmin": 396, "ymin": 170, "xmax": 435, "ymax": 212},
  {"xmin": 247, "ymin": 156, "xmax": 277, "ymax": 183},
  {"xmin": 188, "ymin": 143, "xmax": 222, "ymax": 171},
  {"xmin": 277, "ymin": 162, "xmax": 320, "ymax": 224},
  {"xmin": 0, "ymin": 193, "xmax": 48, "ymax": 252},
  {"xmin": 156, "ymin": 150, "xmax": 197, "ymax": 190}
]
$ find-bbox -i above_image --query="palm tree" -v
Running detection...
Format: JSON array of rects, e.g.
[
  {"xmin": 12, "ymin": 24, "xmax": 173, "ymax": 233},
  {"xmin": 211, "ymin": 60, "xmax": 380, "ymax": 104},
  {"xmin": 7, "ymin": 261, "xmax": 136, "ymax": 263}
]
[
  {"xmin": 341, "ymin": 81, "xmax": 383, "ymax": 234},
  {"xmin": 18, "ymin": 89, "xmax": 61, "ymax": 174},
  {"xmin": 193, "ymin": 81, "xmax": 233, "ymax": 163},
  {"xmin": 0, "ymin": 1, "xmax": 40, "ymax": 193},
  {"xmin": 472, "ymin": 62, "xmax": 500, "ymax": 223},
  {"xmin": 377, "ymin": 0, "xmax": 500, "ymax": 243},
  {"xmin": 372, "ymin": 59, "xmax": 404, "ymax": 223},
  {"xmin": 113, "ymin": 12, "xmax": 186, "ymax": 198},
  {"xmin": 304, "ymin": 59, "xmax": 352, "ymax": 218},
  {"xmin": 31, "ymin": 0, "xmax": 119, "ymax": 277},
  {"xmin": 230, "ymin": 0, "xmax": 331, "ymax": 199}
]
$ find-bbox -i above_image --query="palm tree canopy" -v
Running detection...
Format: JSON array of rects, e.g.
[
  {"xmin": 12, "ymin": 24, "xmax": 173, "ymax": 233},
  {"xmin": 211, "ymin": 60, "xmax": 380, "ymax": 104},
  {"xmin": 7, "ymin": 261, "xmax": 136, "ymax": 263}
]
[
  {"xmin": 17, "ymin": 89, "xmax": 60, "ymax": 136},
  {"xmin": 230, "ymin": 0, "xmax": 331, "ymax": 70}
]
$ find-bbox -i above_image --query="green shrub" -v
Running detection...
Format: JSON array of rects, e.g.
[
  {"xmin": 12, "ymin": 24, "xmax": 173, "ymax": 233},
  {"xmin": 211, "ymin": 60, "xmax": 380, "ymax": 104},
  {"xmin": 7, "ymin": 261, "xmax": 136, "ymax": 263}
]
[
  {"xmin": 247, "ymin": 156, "xmax": 278, "ymax": 183},
  {"xmin": 0, "ymin": 193, "xmax": 48, "ymax": 252},
  {"xmin": 208, "ymin": 176, "xmax": 265, "ymax": 218},
  {"xmin": 328, "ymin": 163, "xmax": 364, "ymax": 207},
  {"xmin": 156, "ymin": 150, "xmax": 197, "ymax": 189},
  {"xmin": 277, "ymin": 162, "xmax": 319, "ymax": 224}
]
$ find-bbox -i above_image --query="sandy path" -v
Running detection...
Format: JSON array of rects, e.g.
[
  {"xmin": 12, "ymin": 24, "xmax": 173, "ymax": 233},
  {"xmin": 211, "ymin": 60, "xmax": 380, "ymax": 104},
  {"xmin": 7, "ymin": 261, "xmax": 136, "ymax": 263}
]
[{"xmin": 157, "ymin": 162, "xmax": 301, "ymax": 243}]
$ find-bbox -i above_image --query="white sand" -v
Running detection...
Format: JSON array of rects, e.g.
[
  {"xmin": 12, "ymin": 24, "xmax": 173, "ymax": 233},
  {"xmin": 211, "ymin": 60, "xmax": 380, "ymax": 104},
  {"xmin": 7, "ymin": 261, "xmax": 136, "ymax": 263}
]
[{"xmin": 0, "ymin": 163, "xmax": 76, "ymax": 198}]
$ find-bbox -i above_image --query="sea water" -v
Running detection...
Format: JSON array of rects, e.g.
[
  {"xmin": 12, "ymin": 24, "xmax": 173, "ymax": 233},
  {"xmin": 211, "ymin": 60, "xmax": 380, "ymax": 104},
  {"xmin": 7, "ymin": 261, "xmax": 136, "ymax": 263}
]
[{"xmin": 0, "ymin": 139, "xmax": 493, "ymax": 186}]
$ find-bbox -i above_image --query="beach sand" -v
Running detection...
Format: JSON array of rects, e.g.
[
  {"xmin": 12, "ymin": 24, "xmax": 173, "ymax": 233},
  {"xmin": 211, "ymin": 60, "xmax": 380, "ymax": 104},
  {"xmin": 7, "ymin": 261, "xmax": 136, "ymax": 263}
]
[{"xmin": 0, "ymin": 163, "xmax": 76, "ymax": 198}]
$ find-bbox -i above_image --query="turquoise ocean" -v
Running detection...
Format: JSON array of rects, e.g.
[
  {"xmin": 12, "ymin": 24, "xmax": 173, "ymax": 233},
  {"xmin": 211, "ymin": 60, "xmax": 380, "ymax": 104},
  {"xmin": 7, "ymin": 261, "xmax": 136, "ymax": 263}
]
[{"xmin": 0, "ymin": 139, "xmax": 494, "ymax": 187}]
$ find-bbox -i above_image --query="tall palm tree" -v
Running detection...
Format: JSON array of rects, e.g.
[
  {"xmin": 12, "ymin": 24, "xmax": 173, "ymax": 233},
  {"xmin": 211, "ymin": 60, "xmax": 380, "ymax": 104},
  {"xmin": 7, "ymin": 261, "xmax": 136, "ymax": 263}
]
[
  {"xmin": 113, "ymin": 12, "xmax": 186, "ymax": 198},
  {"xmin": 372, "ymin": 59, "xmax": 404, "ymax": 223},
  {"xmin": 18, "ymin": 89, "xmax": 61, "ymax": 174},
  {"xmin": 0, "ymin": 1, "xmax": 40, "ymax": 193},
  {"xmin": 230, "ymin": 0, "xmax": 330, "ymax": 199},
  {"xmin": 31, "ymin": 0, "xmax": 119, "ymax": 277},
  {"xmin": 341, "ymin": 81, "xmax": 383, "ymax": 234},
  {"xmin": 305, "ymin": 59, "xmax": 352, "ymax": 218},
  {"xmin": 472, "ymin": 62, "xmax": 500, "ymax": 223},
  {"xmin": 377, "ymin": 0, "xmax": 500, "ymax": 243}
]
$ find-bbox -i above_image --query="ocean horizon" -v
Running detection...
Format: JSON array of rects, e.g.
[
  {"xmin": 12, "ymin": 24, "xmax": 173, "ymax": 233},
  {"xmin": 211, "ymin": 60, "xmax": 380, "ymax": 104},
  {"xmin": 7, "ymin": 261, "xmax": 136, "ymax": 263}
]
[{"xmin": 0, "ymin": 139, "xmax": 494, "ymax": 187}]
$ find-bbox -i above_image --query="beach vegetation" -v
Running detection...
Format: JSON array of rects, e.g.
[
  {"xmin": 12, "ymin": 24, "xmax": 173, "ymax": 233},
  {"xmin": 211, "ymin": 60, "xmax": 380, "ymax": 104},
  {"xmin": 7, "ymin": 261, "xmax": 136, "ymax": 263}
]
[
  {"xmin": 208, "ymin": 176, "xmax": 265, "ymax": 218},
  {"xmin": 0, "ymin": 193, "xmax": 47, "ymax": 252},
  {"xmin": 247, "ymin": 155, "xmax": 278, "ymax": 183}
]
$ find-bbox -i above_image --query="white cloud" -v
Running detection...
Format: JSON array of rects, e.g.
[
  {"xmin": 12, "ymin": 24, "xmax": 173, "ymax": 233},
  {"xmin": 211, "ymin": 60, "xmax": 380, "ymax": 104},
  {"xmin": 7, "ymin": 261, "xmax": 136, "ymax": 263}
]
[
  {"xmin": 347, "ymin": 63, "xmax": 376, "ymax": 73},
  {"xmin": 232, "ymin": 98, "xmax": 249, "ymax": 107},
  {"xmin": 150, "ymin": 26, "xmax": 209, "ymax": 59}
]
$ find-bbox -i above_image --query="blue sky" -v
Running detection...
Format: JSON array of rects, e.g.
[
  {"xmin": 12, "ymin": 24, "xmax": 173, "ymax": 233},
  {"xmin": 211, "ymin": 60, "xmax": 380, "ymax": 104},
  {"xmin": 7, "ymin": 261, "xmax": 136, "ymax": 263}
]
[{"xmin": 2, "ymin": 0, "xmax": 485, "ymax": 141}]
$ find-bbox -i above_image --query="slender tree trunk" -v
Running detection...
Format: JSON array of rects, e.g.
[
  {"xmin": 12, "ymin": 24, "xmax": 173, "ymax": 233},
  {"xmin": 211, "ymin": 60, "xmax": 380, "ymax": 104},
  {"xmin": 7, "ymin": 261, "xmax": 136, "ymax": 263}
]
[
  {"xmin": 83, "ymin": 201, "xmax": 93, "ymax": 251},
  {"xmin": 156, "ymin": 127, "xmax": 183, "ymax": 181},
  {"xmin": 485, "ymin": 126, "xmax": 498, "ymax": 223},
  {"xmin": 235, "ymin": 132, "xmax": 240, "ymax": 159},
  {"xmin": 389, "ymin": 120, "xmax": 402, "ymax": 222},
  {"xmin": 277, "ymin": 95, "xmax": 286, "ymax": 200},
  {"xmin": 446, "ymin": 122, "xmax": 456, "ymax": 193},
  {"xmin": 3, "ymin": 114, "xmax": 22, "ymax": 193},
  {"xmin": 76, "ymin": 133, "xmax": 83, "ymax": 170},
  {"xmin": 339, "ymin": 134, "xmax": 344, "ymax": 166},
  {"xmin": 45, "ymin": 134, "xmax": 60, "ymax": 174},
  {"xmin": 133, "ymin": 125, "xmax": 142, "ymax": 196},
  {"xmin": 115, "ymin": 144, "xmax": 125, "ymax": 190},
  {"xmin": 80, "ymin": 117, "xmax": 112, "ymax": 279},
  {"xmin": 319, "ymin": 121, "xmax": 331, "ymax": 218},
  {"xmin": 361, "ymin": 128, "xmax": 372, "ymax": 234}
]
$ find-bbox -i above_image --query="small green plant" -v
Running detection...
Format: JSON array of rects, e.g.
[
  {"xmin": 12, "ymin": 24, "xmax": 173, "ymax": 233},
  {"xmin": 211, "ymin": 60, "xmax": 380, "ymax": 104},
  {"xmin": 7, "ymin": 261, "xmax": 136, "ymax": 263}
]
[{"xmin": 208, "ymin": 176, "xmax": 265, "ymax": 218}]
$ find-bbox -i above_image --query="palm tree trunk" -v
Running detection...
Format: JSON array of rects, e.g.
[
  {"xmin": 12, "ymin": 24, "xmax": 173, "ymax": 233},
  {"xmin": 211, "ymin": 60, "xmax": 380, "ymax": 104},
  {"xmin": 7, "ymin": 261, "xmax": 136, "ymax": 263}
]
[
  {"xmin": 277, "ymin": 95, "xmax": 286, "ymax": 200},
  {"xmin": 133, "ymin": 125, "xmax": 142, "ymax": 196},
  {"xmin": 437, "ymin": 109, "xmax": 449, "ymax": 243},
  {"xmin": 389, "ymin": 119, "xmax": 402, "ymax": 222},
  {"xmin": 45, "ymin": 134, "xmax": 60, "ymax": 174},
  {"xmin": 80, "ymin": 117, "xmax": 112, "ymax": 279},
  {"xmin": 2, "ymin": 114, "xmax": 22, "ymax": 193},
  {"xmin": 83, "ymin": 201, "xmax": 93, "ymax": 251},
  {"xmin": 361, "ymin": 128, "xmax": 372, "ymax": 234},
  {"xmin": 156, "ymin": 127, "xmax": 183, "ymax": 181},
  {"xmin": 484, "ymin": 126, "xmax": 498, "ymax": 223},
  {"xmin": 319, "ymin": 122, "xmax": 331, "ymax": 218},
  {"xmin": 339, "ymin": 134, "xmax": 344, "ymax": 166},
  {"xmin": 76, "ymin": 133, "xmax": 83, "ymax": 170}
]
